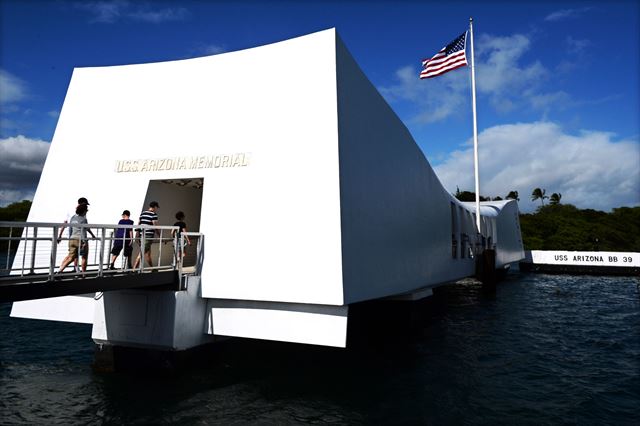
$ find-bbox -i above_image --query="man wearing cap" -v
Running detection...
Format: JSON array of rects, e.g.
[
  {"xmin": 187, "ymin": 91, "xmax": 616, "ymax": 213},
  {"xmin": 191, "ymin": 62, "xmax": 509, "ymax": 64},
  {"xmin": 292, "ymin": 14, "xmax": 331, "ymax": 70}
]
[
  {"xmin": 109, "ymin": 210, "xmax": 134, "ymax": 270},
  {"xmin": 133, "ymin": 201, "xmax": 160, "ymax": 269}
]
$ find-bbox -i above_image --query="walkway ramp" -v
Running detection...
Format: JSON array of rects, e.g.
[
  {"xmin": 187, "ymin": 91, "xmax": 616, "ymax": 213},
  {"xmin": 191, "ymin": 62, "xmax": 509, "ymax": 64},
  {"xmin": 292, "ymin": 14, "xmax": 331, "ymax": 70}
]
[
  {"xmin": 0, "ymin": 270, "xmax": 179, "ymax": 303},
  {"xmin": 1, "ymin": 221, "xmax": 203, "ymax": 303}
]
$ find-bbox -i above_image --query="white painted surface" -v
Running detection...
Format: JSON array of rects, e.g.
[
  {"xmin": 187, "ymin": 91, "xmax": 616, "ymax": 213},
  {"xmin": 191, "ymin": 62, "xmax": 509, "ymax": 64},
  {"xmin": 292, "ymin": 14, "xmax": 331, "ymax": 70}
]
[
  {"xmin": 206, "ymin": 299, "xmax": 348, "ymax": 348},
  {"xmin": 10, "ymin": 29, "xmax": 525, "ymax": 349},
  {"xmin": 18, "ymin": 28, "xmax": 343, "ymax": 308},
  {"xmin": 11, "ymin": 294, "xmax": 95, "ymax": 324},
  {"xmin": 92, "ymin": 275, "xmax": 214, "ymax": 350},
  {"xmin": 526, "ymin": 250, "xmax": 639, "ymax": 267},
  {"xmin": 335, "ymin": 37, "xmax": 524, "ymax": 303}
]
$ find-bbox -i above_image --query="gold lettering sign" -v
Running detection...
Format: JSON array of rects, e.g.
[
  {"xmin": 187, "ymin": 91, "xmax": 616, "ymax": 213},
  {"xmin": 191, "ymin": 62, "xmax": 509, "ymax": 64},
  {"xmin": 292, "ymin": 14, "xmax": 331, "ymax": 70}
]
[{"xmin": 115, "ymin": 153, "xmax": 251, "ymax": 173}]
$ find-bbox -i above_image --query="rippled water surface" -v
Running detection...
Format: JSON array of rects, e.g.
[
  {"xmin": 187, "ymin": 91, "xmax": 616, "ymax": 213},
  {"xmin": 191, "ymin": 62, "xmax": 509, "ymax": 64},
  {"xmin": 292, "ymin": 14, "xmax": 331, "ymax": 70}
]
[{"xmin": 1, "ymin": 273, "xmax": 639, "ymax": 425}]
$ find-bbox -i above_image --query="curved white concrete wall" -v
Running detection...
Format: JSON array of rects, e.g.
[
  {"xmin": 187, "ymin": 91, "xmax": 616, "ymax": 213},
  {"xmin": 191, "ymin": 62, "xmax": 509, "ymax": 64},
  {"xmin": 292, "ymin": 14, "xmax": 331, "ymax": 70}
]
[
  {"xmin": 13, "ymin": 29, "xmax": 524, "ymax": 347},
  {"xmin": 25, "ymin": 29, "xmax": 345, "ymax": 306}
]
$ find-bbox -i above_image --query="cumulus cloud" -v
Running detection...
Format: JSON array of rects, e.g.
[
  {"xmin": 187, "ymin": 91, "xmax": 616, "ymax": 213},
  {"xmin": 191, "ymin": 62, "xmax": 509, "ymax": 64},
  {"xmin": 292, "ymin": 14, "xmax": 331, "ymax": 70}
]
[
  {"xmin": 474, "ymin": 33, "xmax": 562, "ymax": 114},
  {"xmin": 565, "ymin": 36, "xmax": 590, "ymax": 54},
  {"xmin": 379, "ymin": 64, "xmax": 468, "ymax": 124},
  {"xmin": 0, "ymin": 69, "xmax": 28, "ymax": 104},
  {"xmin": 0, "ymin": 136, "xmax": 50, "ymax": 206},
  {"xmin": 185, "ymin": 43, "xmax": 227, "ymax": 59},
  {"xmin": 78, "ymin": 1, "xmax": 190, "ymax": 24},
  {"xmin": 380, "ymin": 32, "xmax": 564, "ymax": 123},
  {"xmin": 544, "ymin": 8, "xmax": 592, "ymax": 22},
  {"xmin": 433, "ymin": 122, "xmax": 640, "ymax": 212}
]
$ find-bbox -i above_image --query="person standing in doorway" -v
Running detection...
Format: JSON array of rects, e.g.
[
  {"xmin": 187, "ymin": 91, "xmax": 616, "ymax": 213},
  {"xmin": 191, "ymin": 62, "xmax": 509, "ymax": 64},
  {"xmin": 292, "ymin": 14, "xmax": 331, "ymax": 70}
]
[
  {"xmin": 109, "ymin": 210, "xmax": 134, "ymax": 270},
  {"xmin": 172, "ymin": 211, "xmax": 191, "ymax": 262},
  {"xmin": 133, "ymin": 201, "xmax": 159, "ymax": 269}
]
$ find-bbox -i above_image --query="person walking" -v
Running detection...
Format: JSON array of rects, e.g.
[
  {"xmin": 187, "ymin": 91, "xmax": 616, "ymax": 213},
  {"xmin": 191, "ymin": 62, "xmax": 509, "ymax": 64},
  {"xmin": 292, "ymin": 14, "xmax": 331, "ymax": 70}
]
[
  {"xmin": 172, "ymin": 211, "xmax": 191, "ymax": 262},
  {"xmin": 57, "ymin": 203, "xmax": 96, "ymax": 274},
  {"xmin": 109, "ymin": 210, "xmax": 134, "ymax": 270},
  {"xmin": 60, "ymin": 197, "xmax": 90, "ymax": 272},
  {"xmin": 133, "ymin": 201, "xmax": 159, "ymax": 269}
]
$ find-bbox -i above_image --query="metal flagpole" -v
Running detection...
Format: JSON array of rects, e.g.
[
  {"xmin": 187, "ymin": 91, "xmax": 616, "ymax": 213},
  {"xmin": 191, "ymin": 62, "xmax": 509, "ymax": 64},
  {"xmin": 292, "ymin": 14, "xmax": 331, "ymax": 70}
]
[{"xmin": 469, "ymin": 17, "xmax": 481, "ymax": 234}]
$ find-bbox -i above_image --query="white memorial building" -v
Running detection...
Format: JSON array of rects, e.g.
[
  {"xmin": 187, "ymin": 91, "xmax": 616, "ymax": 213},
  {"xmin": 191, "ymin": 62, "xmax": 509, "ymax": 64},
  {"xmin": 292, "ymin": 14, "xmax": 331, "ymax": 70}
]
[{"xmin": 11, "ymin": 29, "xmax": 524, "ymax": 349}]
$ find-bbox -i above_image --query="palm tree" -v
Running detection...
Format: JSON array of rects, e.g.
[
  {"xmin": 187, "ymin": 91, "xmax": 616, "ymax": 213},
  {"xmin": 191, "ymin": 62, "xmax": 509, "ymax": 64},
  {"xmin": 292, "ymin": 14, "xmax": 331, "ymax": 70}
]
[
  {"xmin": 531, "ymin": 188, "xmax": 548, "ymax": 206},
  {"xmin": 549, "ymin": 193, "xmax": 562, "ymax": 205},
  {"xmin": 506, "ymin": 190, "xmax": 519, "ymax": 201}
]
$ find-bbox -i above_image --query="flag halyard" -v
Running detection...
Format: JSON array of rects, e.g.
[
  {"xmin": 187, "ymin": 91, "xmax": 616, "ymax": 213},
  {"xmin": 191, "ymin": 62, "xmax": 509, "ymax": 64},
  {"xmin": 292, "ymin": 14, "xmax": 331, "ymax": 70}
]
[{"xmin": 420, "ymin": 32, "xmax": 468, "ymax": 79}]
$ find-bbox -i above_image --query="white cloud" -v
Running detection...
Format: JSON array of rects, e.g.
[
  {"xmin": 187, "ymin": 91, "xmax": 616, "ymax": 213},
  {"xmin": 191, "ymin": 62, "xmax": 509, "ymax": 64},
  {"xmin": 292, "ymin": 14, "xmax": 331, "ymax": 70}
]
[
  {"xmin": 380, "ymin": 32, "xmax": 557, "ymax": 124},
  {"xmin": 129, "ymin": 6, "xmax": 189, "ymax": 23},
  {"xmin": 186, "ymin": 43, "xmax": 227, "ymax": 59},
  {"xmin": 565, "ymin": 36, "xmax": 590, "ymax": 54},
  {"xmin": 0, "ymin": 189, "xmax": 36, "ymax": 207},
  {"xmin": 528, "ymin": 91, "xmax": 571, "ymax": 111},
  {"xmin": 78, "ymin": 1, "xmax": 189, "ymax": 24},
  {"xmin": 79, "ymin": 0, "xmax": 125, "ymax": 23},
  {"xmin": 544, "ymin": 8, "xmax": 592, "ymax": 22},
  {"xmin": 433, "ymin": 122, "xmax": 640, "ymax": 212},
  {"xmin": 475, "ymin": 34, "xmax": 552, "ymax": 112},
  {"xmin": 379, "ymin": 64, "xmax": 468, "ymax": 124},
  {"xmin": 0, "ymin": 69, "xmax": 28, "ymax": 104},
  {"xmin": 200, "ymin": 44, "xmax": 226, "ymax": 56},
  {"xmin": 0, "ymin": 136, "xmax": 50, "ymax": 206}
]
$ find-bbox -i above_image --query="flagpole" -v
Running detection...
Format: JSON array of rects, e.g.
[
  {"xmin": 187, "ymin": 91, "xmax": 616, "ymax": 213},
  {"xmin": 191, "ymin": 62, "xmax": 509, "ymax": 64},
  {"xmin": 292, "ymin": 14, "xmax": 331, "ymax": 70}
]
[{"xmin": 469, "ymin": 17, "xmax": 481, "ymax": 234}]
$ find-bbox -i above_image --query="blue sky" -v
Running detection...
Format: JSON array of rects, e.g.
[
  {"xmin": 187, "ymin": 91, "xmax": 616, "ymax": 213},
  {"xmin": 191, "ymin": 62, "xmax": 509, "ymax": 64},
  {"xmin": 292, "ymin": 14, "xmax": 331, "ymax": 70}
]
[{"xmin": 1, "ymin": 0, "xmax": 639, "ymax": 212}]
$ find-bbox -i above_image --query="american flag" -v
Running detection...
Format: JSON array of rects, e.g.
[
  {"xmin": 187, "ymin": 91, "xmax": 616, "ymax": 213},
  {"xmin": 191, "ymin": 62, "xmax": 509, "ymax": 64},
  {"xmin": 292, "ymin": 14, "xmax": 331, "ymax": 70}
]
[{"xmin": 420, "ymin": 32, "xmax": 468, "ymax": 79}]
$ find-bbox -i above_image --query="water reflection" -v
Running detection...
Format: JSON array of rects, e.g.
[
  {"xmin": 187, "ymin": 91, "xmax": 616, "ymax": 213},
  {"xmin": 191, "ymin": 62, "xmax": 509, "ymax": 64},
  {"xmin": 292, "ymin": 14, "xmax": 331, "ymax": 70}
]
[{"xmin": 1, "ymin": 273, "xmax": 639, "ymax": 424}]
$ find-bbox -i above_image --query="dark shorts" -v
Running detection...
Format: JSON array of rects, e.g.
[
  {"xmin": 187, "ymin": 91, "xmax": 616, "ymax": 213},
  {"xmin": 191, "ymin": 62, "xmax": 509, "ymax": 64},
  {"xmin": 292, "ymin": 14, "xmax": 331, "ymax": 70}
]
[
  {"xmin": 80, "ymin": 241, "xmax": 89, "ymax": 257},
  {"xmin": 143, "ymin": 240, "xmax": 154, "ymax": 253},
  {"xmin": 111, "ymin": 242, "xmax": 132, "ymax": 257}
]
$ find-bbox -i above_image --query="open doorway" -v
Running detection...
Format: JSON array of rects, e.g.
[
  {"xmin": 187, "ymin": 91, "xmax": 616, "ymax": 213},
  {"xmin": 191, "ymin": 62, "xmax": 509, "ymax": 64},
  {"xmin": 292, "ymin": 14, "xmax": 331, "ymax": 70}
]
[{"xmin": 135, "ymin": 178, "xmax": 204, "ymax": 268}]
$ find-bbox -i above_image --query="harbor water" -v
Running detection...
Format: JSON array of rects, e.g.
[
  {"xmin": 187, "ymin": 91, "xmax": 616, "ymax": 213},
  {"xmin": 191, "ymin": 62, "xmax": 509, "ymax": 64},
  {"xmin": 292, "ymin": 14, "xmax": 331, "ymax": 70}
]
[{"xmin": 1, "ymin": 272, "xmax": 639, "ymax": 424}]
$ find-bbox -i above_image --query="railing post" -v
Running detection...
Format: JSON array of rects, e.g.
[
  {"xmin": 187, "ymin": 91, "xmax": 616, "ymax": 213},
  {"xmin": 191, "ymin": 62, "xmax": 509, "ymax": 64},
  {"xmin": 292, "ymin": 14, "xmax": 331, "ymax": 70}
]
[
  {"xmin": 98, "ymin": 226, "xmax": 106, "ymax": 277},
  {"xmin": 6, "ymin": 227, "xmax": 12, "ymax": 271},
  {"xmin": 29, "ymin": 227, "xmax": 38, "ymax": 274},
  {"xmin": 157, "ymin": 229, "xmax": 163, "ymax": 269},
  {"xmin": 197, "ymin": 234, "xmax": 204, "ymax": 275},
  {"xmin": 50, "ymin": 225, "xmax": 58, "ymax": 279},
  {"xmin": 171, "ymin": 231, "xmax": 177, "ymax": 270},
  {"xmin": 139, "ymin": 231, "xmax": 145, "ymax": 273},
  {"xmin": 21, "ymin": 226, "xmax": 28, "ymax": 276},
  {"xmin": 178, "ymin": 233, "xmax": 183, "ymax": 274}
]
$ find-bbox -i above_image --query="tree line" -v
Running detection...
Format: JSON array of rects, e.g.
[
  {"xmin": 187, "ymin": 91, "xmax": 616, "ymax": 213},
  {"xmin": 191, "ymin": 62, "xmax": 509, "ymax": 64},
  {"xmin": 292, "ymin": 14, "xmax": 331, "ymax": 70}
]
[
  {"xmin": 519, "ymin": 204, "xmax": 640, "ymax": 252},
  {"xmin": 454, "ymin": 187, "xmax": 562, "ymax": 206},
  {"xmin": 1, "ymin": 199, "xmax": 638, "ymax": 252},
  {"xmin": 0, "ymin": 200, "xmax": 32, "ymax": 252}
]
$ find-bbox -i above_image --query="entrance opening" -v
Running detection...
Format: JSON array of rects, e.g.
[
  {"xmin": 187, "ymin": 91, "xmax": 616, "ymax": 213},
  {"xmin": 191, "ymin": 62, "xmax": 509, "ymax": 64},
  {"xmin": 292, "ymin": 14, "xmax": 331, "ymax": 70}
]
[{"xmin": 136, "ymin": 178, "xmax": 204, "ymax": 268}]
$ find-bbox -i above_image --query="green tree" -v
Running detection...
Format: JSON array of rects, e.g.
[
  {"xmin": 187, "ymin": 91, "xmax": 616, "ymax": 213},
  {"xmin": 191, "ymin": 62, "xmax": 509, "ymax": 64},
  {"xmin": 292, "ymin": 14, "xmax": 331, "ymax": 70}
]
[
  {"xmin": 0, "ymin": 200, "xmax": 32, "ymax": 252},
  {"xmin": 531, "ymin": 188, "xmax": 548, "ymax": 206},
  {"xmin": 454, "ymin": 189, "xmax": 489, "ymax": 202},
  {"xmin": 506, "ymin": 190, "xmax": 519, "ymax": 201},
  {"xmin": 549, "ymin": 193, "xmax": 562, "ymax": 205},
  {"xmin": 519, "ymin": 204, "xmax": 640, "ymax": 251}
]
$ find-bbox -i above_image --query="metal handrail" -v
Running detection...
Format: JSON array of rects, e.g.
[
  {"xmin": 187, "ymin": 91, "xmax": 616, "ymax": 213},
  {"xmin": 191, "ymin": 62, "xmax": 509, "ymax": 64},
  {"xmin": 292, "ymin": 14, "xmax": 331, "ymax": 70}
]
[{"xmin": 0, "ymin": 221, "xmax": 205, "ymax": 284}]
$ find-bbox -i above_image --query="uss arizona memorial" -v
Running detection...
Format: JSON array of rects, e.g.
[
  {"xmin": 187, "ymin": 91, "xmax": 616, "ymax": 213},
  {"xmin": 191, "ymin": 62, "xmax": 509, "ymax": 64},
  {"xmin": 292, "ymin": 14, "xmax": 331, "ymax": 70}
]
[{"xmin": 10, "ymin": 29, "xmax": 524, "ymax": 350}]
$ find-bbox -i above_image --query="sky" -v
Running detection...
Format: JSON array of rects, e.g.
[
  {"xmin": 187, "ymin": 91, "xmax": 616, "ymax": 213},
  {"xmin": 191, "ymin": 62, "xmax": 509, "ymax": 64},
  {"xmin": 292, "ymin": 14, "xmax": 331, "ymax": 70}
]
[{"xmin": 1, "ymin": 0, "xmax": 639, "ymax": 212}]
